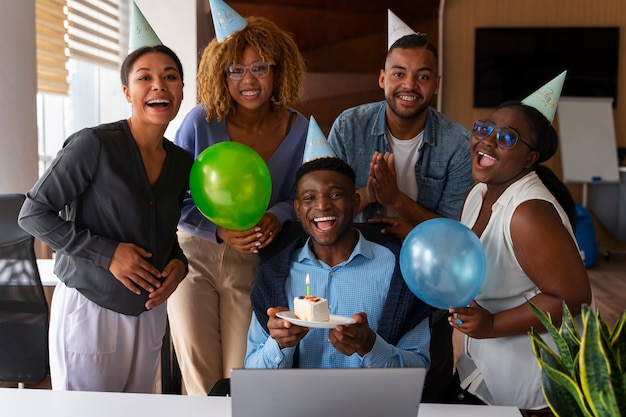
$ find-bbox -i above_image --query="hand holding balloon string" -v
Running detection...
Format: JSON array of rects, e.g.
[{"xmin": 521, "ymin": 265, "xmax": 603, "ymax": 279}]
[{"xmin": 448, "ymin": 301, "xmax": 496, "ymax": 338}]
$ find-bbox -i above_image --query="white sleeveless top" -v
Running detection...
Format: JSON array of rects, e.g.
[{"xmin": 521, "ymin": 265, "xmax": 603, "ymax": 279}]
[{"xmin": 457, "ymin": 171, "xmax": 579, "ymax": 409}]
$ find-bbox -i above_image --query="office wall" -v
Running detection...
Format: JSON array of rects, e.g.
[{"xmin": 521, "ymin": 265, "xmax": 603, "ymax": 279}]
[
  {"xmin": 295, "ymin": 17, "xmax": 440, "ymax": 134},
  {"xmin": 0, "ymin": 0, "xmax": 38, "ymax": 194},
  {"xmin": 441, "ymin": 0, "xmax": 626, "ymax": 197},
  {"xmin": 0, "ymin": 0, "xmax": 196, "ymax": 195},
  {"xmin": 135, "ymin": 0, "xmax": 197, "ymax": 140},
  {"xmin": 7, "ymin": 0, "xmax": 625, "ymax": 196}
]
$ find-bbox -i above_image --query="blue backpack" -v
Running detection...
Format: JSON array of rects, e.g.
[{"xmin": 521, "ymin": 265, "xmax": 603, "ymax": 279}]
[{"xmin": 574, "ymin": 203, "xmax": 598, "ymax": 268}]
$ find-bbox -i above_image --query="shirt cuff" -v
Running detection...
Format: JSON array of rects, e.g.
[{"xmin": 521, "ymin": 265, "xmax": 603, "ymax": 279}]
[
  {"xmin": 264, "ymin": 337, "xmax": 295, "ymax": 368},
  {"xmin": 359, "ymin": 334, "xmax": 393, "ymax": 368}
]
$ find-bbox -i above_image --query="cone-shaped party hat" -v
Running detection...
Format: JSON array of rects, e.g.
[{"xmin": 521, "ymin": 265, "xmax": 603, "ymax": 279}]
[
  {"xmin": 209, "ymin": 0, "xmax": 247, "ymax": 42},
  {"xmin": 129, "ymin": 1, "xmax": 162, "ymax": 52},
  {"xmin": 522, "ymin": 71, "xmax": 567, "ymax": 123},
  {"xmin": 388, "ymin": 9, "xmax": 418, "ymax": 50},
  {"xmin": 303, "ymin": 116, "xmax": 337, "ymax": 163}
]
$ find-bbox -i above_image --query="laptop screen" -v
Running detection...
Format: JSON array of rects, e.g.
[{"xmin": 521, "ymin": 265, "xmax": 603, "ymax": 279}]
[{"xmin": 231, "ymin": 367, "xmax": 425, "ymax": 417}]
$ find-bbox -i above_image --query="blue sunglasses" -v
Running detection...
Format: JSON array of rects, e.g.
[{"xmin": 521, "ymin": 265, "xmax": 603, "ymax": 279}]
[{"xmin": 472, "ymin": 120, "xmax": 536, "ymax": 151}]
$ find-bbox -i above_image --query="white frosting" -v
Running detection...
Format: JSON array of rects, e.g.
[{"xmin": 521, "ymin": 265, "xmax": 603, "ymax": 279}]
[{"xmin": 293, "ymin": 296, "xmax": 329, "ymax": 322}]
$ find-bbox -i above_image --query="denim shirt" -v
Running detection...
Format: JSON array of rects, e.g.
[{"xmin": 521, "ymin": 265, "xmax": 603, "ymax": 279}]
[{"xmin": 327, "ymin": 101, "xmax": 473, "ymax": 222}]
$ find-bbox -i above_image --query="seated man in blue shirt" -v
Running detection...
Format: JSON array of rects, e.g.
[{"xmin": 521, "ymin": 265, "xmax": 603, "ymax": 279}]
[{"xmin": 245, "ymin": 157, "xmax": 434, "ymax": 369}]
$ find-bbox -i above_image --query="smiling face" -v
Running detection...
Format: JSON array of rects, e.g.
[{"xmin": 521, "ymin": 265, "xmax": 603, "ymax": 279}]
[
  {"xmin": 295, "ymin": 169, "xmax": 359, "ymax": 252},
  {"xmin": 379, "ymin": 46, "xmax": 440, "ymax": 121},
  {"xmin": 226, "ymin": 45, "xmax": 275, "ymax": 111},
  {"xmin": 123, "ymin": 51, "xmax": 183, "ymax": 128},
  {"xmin": 471, "ymin": 106, "xmax": 540, "ymax": 189}
]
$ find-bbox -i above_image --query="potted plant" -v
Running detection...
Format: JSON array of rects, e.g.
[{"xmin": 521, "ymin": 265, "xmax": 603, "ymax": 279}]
[{"xmin": 529, "ymin": 301, "xmax": 625, "ymax": 416}]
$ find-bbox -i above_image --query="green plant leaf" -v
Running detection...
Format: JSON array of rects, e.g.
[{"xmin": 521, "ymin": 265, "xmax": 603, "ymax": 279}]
[
  {"xmin": 531, "ymin": 329, "xmax": 591, "ymax": 416},
  {"xmin": 531, "ymin": 328, "xmax": 567, "ymax": 373},
  {"xmin": 615, "ymin": 373, "xmax": 626, "ymax": 417},
  {"xmin": 579, "ymin": 306, "xmax": 621, "ymax": 416},
  {"xmin": 560, "ymin": 301, "xmax": 582, "ymax": 359},
  {"xmin": 530, "ymin": 303, "xmax": 625, "ymax": 417},
  {"xmin": 608, "ymin": 311, "xmax": 626, "ymax": 417},
  {"xmin": 599, "ymin": 319, "xmax": 626, "ymax": 417},
  {"xmin": 597, "ymin": 310, "xmax": 613, "ymax": 343},
  {"xmin": 539, "ymin": 358, "xmax": 592, "ymax": 417},
  {"xmin": 529, "ymin": 300, "xmax": 576, "ymax": 375},
  {"xmin": 610, "ymin": 311, "xmax": 626, "ymax": 373}
]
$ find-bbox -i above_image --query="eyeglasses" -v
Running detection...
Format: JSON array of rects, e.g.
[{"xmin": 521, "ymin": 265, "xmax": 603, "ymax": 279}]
[
  {"xmin": 472, "ymin": 120, "xmax": 536, "ymax": 151},
  {"xmin": 226, "ymin": 62, "xmax": 273, "ymax": 80}
]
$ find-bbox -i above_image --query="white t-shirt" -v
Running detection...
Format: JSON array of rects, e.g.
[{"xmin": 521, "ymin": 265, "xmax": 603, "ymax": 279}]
[{"xmin": 384, "ymin": 129, "xmax": 423, "ymax": 217}]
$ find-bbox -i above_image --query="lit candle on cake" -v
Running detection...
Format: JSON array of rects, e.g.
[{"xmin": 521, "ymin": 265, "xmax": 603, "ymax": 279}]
[{"xmin": 306, "ymin": 273, "xmax": 310, "ymax": 296}]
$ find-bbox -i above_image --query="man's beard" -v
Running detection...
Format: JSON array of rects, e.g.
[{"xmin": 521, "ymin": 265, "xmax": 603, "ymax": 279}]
[{"xmin": 386, "ymin": 94, "xmax": 430, "ymax": 120}]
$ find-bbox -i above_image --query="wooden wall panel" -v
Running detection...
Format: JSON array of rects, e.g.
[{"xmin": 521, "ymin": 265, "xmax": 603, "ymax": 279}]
[
  {"xmin": 441, "ymin": 0, "xmax": 626, "ymax": 201},
  {"xmin": 443, "ymin": 0, "xmax": 626, "ymax": 131}
]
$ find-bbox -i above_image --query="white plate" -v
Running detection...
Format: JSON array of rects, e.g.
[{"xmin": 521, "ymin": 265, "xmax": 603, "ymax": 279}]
[{"xmin": 276, "ymin": 311, "xmax": 355, "ymax": 329}]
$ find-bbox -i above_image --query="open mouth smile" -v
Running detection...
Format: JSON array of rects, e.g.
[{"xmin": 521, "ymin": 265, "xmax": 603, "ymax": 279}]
[{"xmin": 313, "ymin": 216, "xmax": 336, "ymax": 231}]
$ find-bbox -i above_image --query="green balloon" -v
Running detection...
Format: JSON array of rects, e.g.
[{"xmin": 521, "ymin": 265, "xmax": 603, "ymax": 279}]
[{"xmin": 189, "ymin": 142, "xmax": 272, "ymax": 231}]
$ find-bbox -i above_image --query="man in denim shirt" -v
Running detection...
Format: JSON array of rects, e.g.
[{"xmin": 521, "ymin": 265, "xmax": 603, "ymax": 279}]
[{"xmin": 327, "ymin": 32, "xmax": 473, "ymax": 403}]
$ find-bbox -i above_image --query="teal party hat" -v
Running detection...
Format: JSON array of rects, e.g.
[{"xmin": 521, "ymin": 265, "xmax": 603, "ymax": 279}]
[
  {"xmin": 209, "ymin": 0, "xmax": 247, "ymax": 42},
  {"xmin": 303, "ymin": 116, "xmax": 337, "ymax": 163},
  {"xmin": 522, "ymin": 71, "xmax": 567, "ymax": 123},
  {"xmin": 129, "ymin": 1, "xmax": 162, "ymax": 52}
]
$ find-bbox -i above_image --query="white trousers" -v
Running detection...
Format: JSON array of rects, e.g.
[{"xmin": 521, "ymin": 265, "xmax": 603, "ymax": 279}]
[{"xmin": 49, "ymin": 283, "xmax": 166, "ymax": 392}]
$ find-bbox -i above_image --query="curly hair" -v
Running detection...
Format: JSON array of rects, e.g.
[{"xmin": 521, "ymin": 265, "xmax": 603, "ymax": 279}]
[{"xmin": 196, "ymin": 16, "xmax": 305, "ymax": 122}]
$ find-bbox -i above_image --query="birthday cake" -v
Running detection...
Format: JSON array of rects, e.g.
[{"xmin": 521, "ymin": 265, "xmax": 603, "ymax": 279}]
[{"xmin": 294, "ymin": 295, "xmax": 330, "ymax": 322}]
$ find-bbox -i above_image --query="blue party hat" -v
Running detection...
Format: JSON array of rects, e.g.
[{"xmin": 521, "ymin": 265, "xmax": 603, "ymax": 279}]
[
  {"xmin": 129, "ymin": 1, "xmax": 162, "ymax": 52},
  {"xmin": 303, "ymin": 116, "xmax": 337, "ymax": 163},
  {"xmin": 209, "ymin": 0, "xmax": 247, "ymax": 42},
  {"xmin": 522, "ymin": 71, "xmax": 567, "ymax": 123}
]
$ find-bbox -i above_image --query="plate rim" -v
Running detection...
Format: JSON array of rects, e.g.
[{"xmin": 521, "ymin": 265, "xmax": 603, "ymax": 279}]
[{"xmin": 276, "ymin": 310, "xmax": 355, "ymax": 328}]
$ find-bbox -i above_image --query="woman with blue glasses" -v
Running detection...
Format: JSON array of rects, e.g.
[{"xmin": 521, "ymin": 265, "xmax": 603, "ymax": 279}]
[{"xmin": 449, "ymin": 73, "xmax": 593, "ymax": 411}]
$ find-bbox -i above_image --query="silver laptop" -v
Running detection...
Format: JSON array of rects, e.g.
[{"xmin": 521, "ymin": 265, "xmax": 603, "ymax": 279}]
[{"xmin": 231, "ymin": 367, "xmax": 426, "ymax": 417}]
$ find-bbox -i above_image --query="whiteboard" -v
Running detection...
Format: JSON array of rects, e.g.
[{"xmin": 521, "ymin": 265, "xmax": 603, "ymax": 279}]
[{"xmin": 557, "ymin": 96, "xmax": 620, "ymax": 183}]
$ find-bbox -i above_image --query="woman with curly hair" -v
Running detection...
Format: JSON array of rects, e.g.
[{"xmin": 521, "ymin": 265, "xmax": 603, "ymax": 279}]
[{"xmin": 166, "ymin": 13, "xmax": 308, "ymax": 395}]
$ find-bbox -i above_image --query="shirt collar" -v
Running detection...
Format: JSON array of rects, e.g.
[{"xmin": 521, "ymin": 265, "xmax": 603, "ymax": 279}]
[
  {"xmin": 491, "ymin": 171, "xmax": 538, "ymax": 211},
  {"xmin": 297, "ymin": 229, "xmax": 375, "ymax": 268}
]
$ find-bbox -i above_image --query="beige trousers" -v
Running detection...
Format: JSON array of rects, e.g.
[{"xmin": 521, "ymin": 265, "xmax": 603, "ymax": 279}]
[{"xmin": 167, "ymin": 230, "xmax": 257, "ymax": 395}]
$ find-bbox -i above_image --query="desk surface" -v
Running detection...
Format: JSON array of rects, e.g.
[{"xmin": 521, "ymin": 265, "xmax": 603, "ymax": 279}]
[
  {"xmin": 36, "ymin": 258, "xmax": 59, "ymax": 286},
  {"xmin": 1, "ymin": 388, "xmax": 522, "ymax": 417}
]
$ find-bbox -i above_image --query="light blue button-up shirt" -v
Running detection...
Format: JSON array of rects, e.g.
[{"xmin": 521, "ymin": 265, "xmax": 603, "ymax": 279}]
[
  {"xmin": 245, "ymin": 233, "xmax": 430, "ymax": 369},
  {"xmin": 327, "ymin": 102, "xmax": 473, "ymax": 222}
]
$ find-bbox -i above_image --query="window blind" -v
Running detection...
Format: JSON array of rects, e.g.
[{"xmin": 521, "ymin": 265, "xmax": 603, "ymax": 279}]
[
  {"xmin": 66, "ymin": 0, "xmax": 123, "ymax": 68},
  {"xmin": 35, "ymin": 0, "xmax": 69, "ymax": 94}
]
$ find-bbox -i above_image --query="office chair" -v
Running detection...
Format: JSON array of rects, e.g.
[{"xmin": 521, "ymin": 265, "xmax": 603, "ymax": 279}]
[{"xmin": 0, "ymin": 194, "xmax": 49, "ymax": 387}]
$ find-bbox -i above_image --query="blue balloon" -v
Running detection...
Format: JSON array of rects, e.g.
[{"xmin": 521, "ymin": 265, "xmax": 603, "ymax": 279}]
[{"xmin": 400, "ymin": 218, "xmax": 486, "ymax": 309}]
